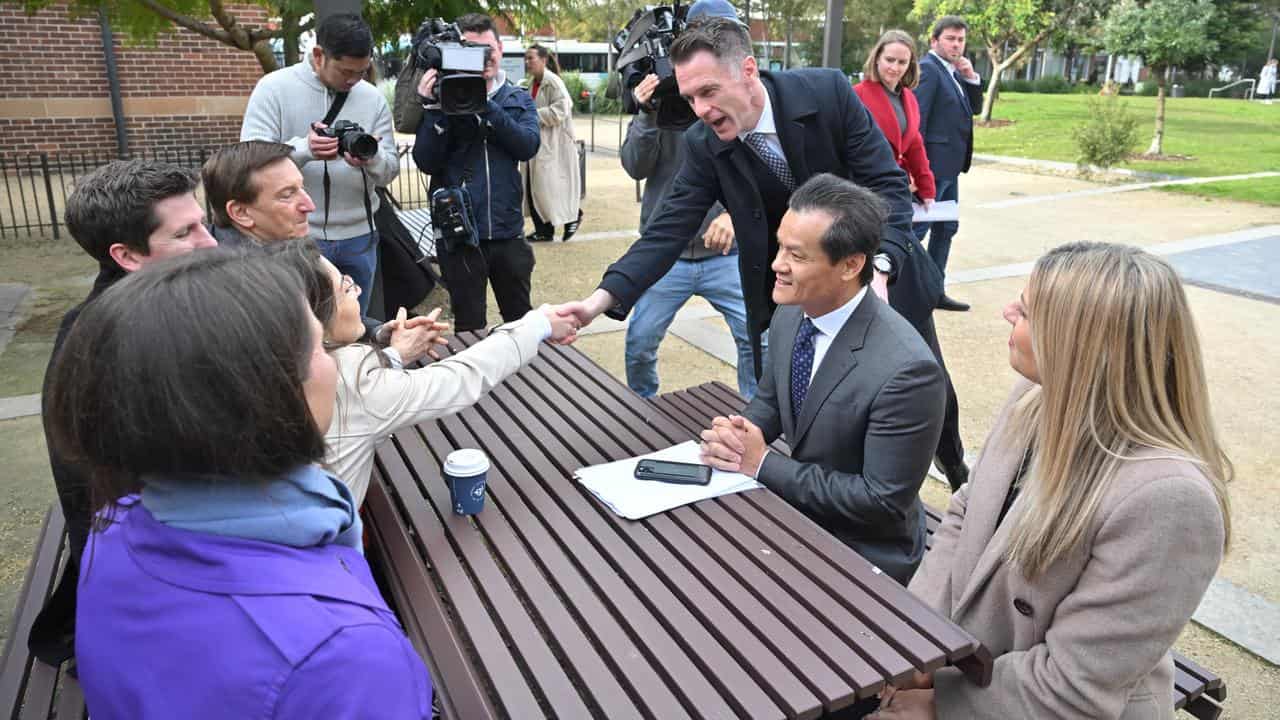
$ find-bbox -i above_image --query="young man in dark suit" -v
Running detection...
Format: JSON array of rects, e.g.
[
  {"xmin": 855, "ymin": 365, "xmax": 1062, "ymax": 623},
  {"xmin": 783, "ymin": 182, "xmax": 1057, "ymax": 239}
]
[
  {"xmin": 913, "ymin": 15, "xmax": 984, "ymax": 312},
  {"xmin": 698, "ymin": 173, "xmax": 945, "ymax": 587},
  {"xmin": 560, "ymin": 16, "xmax": 969, "ymax": 492}
]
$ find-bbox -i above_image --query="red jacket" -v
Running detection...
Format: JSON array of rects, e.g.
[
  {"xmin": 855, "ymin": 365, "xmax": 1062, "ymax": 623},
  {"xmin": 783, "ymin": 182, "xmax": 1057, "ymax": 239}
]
[{"xmin": 854, "ymin": 80, "xmax": 936, "ymax": 200}]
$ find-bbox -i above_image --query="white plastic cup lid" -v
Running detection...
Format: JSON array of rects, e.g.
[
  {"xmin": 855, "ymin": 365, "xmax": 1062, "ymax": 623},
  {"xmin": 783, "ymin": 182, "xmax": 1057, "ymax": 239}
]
[{"xmin": 444, "ymin": 448, "xmax": 490, "ymax": 477}]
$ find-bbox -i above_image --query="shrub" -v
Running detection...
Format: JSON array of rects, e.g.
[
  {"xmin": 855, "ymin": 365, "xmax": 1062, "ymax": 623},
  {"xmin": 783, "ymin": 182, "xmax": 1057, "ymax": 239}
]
[
  {"xmin": 1032, "ymin": 75, "xmax": 1072, "ymax": 94},
  {"xmin": 1071, "ymin": 94, "xmax": 1140, "ymax": 171},
  {"xmin": 1004, "ymin": 79, "xmax": 1034, "ymax": 93}
]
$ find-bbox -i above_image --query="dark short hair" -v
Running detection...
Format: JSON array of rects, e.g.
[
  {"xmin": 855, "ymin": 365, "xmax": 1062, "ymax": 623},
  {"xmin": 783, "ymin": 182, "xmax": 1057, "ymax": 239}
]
[
  {"xmin": 455, "ymin": 13, "xmax": 498, "ymax": 42},
  {"xmin": 931, "ymin": 16, "xmax": 969, "ymax": 40},
  {"xmin": 45, "ymin": 246, "xmax": 326, "ymax": 501},
  {"xmin": 787, "ymin": 173, "xmax": 886, "ymax": 284},
  {"xmin": 202, "ymin": 141, "xmax": 295, "ymax": 228},
  {"xmin": 670, "ymin": 17, "xmax": 752, "ymax": 67},
  {"xmin": 317, "ymin": 13, "xmax": 373, "ymax": 59},
  {"xmin": 64, "ymin": 159, "xmax": 199, "ymax": 264},
  {"xmin": 263, "ymin": 240, "xmax": 338, "ymax": 334},
  {"xmin": 528, "ymin": 43, "xmax": 561, "ymax": 74}
]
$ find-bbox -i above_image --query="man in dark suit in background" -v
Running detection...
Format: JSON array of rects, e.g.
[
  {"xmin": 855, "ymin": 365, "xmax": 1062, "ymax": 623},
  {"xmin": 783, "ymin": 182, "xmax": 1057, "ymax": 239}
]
[
  {"xmin": 699, "ymin": 174, "xmax": 945, "ymax": 587},
  {"xmin": 913, "ymin": 15, "xmax": 984, "ymax": 312},
  {"xmin": 560, "ymin": 16, "xmax": 969, "ymax": 493}
]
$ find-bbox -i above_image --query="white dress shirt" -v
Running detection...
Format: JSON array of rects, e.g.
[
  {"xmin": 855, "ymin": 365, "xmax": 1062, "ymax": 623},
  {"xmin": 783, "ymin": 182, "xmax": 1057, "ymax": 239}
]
[
  {"xmin": 738, "ymin": 87, "xmax": 786, "ymax": 162},
  {"xmin": 804, "ymin": 286, "xmax": 867, "ymax": 384}
]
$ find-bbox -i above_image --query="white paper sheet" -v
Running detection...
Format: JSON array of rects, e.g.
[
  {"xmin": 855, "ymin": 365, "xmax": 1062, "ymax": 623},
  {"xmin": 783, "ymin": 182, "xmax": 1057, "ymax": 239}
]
[
  {"xmin": 912, "ymin": 200, "xmax": 959, "ymax": 222},
  {"xmin": 574, "ymin": 441, "xmax": 761, "ymax": 520}
]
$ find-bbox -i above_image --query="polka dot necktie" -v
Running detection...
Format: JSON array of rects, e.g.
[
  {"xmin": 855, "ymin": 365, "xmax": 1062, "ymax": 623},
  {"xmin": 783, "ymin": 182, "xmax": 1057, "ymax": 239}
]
[
  {"xmin": 743, "ymin": 132, "xmax": 796, "ymax": 191},
  {"xmin": 790, "ymin": 317, "xmax": 820, "ymax": 422}
]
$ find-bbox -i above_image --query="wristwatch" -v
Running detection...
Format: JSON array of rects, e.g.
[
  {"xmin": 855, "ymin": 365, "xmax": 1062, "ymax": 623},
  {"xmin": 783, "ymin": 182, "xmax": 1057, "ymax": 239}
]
[{"xmin": 873, "ymin": 253, "xmax": 893, "ymax": 276}]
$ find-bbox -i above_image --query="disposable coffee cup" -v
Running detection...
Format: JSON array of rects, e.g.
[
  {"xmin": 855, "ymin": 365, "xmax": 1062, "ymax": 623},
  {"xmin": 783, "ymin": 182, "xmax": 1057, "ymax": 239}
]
[{"xmin": 443, "ymin": 448, "xmax": 490, "ymax": 516}]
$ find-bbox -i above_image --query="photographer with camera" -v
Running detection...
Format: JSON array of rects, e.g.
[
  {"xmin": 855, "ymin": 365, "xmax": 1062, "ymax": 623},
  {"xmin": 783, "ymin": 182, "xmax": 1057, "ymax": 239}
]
[
  {"xmin": 411, "ymin": 14, "xmax": 540, "ymax": 332},
  {"xmin": 240, "ymin": 12, "xmax": 398, "ymax": 315}
]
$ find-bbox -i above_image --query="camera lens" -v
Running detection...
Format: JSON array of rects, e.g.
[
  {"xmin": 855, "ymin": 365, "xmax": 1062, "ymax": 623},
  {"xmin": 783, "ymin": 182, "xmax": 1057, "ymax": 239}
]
[{"xmin": 344, "ymin": 133, "xmax": 379, "ymax": 160}]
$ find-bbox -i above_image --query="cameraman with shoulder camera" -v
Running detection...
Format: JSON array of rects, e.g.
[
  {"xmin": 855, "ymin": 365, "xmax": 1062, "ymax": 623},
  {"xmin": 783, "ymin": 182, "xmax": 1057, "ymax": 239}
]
[
  {"xmin": 411, "ymin": 14, "xmax": 540, "ymax": 332},
  {"xmin": 241, "ymin": 12, "xmax": 398, "ymax": 315}
]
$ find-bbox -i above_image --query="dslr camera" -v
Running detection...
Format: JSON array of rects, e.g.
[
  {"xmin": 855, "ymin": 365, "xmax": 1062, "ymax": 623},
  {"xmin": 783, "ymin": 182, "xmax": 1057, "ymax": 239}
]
[
  {"xmin": 313, "ymin": 120, "xmax": 378, "ymax": 161},
  {"xmin": 612, "ymin": 3, "xmax": 697, "ymax": 131},
  {"xmin": 410, "ymin": 18, "xmax": 491, "ymax": 115}
]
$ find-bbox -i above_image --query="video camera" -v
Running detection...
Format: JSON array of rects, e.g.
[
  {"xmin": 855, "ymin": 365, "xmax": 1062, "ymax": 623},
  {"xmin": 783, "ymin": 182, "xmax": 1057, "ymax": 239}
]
[
  {"xmin": 410, "ymin": 18, "xmax": 491, "ymax": 115},
  {"xmin": 612, "ymin": 3, "xmax": 698, "ymax": 131}
]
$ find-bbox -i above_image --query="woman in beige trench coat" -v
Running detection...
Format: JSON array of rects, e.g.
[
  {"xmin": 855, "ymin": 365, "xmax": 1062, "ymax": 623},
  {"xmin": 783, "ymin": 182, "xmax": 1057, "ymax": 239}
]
[{"xmin": 523, "ymin": 45, "xmax": 583, "ymax": 242}]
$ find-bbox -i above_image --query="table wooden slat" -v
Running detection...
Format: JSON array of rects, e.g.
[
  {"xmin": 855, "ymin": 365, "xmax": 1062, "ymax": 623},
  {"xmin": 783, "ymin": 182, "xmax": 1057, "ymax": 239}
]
[
  {"xmin": 400, "ymin": 423, "xmax": 594, "ymax": 718},
  {"xmin": 54, "ymin": 673, "xmax": 85, "ymax": 720},
  {"xmin": 477, "ymin": 379, "xmax": 745, "ymax": 719},
  {"xmin": 17, "ymin": 659, "xmax": 57, "ymax": 720},
  {"xmin": 0, "ymin": 505, "xmax": 65, "ymax": 717},
  {"xmin": 364, "ymin": 469, "xmax": 499, "ymax": 720},
  {"xmin": 437, "ymin": 411, "xmax": 648, "ymax": 720},
  {"xmin": 480, "ymin": 369, "xmax": 787, "ymax": 719},
  {"xmin": 377, "ymin": 435, "xmax": 544, "ymax": 714}
]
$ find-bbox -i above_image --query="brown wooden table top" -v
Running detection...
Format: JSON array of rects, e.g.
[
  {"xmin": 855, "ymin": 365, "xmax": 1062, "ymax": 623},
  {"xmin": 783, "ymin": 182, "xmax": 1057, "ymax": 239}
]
[{"xmin": 365, "ymin": 332, "xmax": 991, "ymax": 720}]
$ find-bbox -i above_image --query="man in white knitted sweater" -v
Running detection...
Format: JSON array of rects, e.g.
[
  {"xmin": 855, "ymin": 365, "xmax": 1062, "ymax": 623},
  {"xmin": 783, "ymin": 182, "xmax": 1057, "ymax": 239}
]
[{"xmin": 240, "ymin": 12, "xmax": 399, "ymax": 314}]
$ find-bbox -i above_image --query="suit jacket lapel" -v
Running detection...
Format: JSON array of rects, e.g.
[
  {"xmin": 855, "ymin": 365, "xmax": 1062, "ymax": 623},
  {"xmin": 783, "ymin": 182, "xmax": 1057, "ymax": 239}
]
[
  {"xmin": 792, "ymin": 293, "xmax": 873, "ymax": 446},
  {"xmin": 951, "ymin": 411, "xmax": 1032, "ymax": 617},
  {"xmin": 764, "ymin": 72, "xmax": 814, "ymax": 185},
  {"xmin": 929, "ymin": 53, "xmax": 971, "ymax": 114}
]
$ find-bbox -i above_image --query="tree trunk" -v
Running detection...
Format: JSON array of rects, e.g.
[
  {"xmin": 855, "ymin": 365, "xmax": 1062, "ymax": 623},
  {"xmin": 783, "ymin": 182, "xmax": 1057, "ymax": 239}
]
[
  {"xmin": 980, "ymin": 44, "xmax": 1004, "ymax": 122},
  {"xmin": 251, "ymin": 40, "xmax": 279, "ymax": 73},
  {"xmin": 1147, "ymin": 67, "xmax": 1167, "ymax": 155},
  {"xmin": 281, "ymin": 9, "xmax": 300, "ymax": 67}
]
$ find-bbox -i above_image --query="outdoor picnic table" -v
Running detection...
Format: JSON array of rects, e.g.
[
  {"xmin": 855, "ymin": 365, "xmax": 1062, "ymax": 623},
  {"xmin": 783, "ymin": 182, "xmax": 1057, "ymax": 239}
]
[{"xmin": 363, "ymin": 331, "xmax": 993, "ymax": 720}]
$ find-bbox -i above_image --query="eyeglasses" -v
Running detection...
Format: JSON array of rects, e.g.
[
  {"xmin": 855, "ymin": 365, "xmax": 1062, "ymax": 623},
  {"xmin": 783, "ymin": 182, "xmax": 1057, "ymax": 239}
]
[{"xmin": 340, "ymin": 275, "xmax": 361, "ymax": 297}]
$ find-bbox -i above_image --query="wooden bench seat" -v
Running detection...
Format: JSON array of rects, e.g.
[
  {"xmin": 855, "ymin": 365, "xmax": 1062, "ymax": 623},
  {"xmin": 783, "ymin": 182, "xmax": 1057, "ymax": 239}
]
[{"xmin": 0, "ymin": 505, "xmax": 86, "ymax": 720}]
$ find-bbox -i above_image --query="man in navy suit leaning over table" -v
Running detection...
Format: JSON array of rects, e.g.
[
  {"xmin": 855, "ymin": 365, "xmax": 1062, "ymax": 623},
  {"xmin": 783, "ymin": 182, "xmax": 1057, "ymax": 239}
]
[{"xmin": 699, "ymin": 174, "xmax": 945, "ymax": 589}]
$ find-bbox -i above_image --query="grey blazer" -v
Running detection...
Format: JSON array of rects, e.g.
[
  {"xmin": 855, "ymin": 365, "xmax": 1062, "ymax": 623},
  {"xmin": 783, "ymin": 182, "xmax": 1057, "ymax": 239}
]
[
  {"xmin": 910, "ymin": 381, "xmax": 1226, "ymax": 719},
  {"xmin": 744, "ymin": 293, "xmax": 945, "ymax": 584}
]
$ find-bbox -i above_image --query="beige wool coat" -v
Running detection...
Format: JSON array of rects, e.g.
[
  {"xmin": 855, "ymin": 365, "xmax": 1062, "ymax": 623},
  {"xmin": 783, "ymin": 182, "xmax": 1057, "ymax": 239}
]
[
  {"xmin": 523, "ymin": 70, "xmax": 582, "ymax": 226},
  {"xmin": 909, "ymin": 381, "xmax": 1225, "ymax": 719}
]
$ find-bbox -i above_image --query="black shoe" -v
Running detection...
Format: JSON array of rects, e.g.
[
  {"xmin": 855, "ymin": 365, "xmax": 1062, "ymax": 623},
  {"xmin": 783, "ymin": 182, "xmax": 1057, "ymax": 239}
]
[
  {"xmin": 936, "ymin": 458, "xmax": 969, "ymax": 492},
  {"xmin": 526, "ymin": 232, "xmax": 554, "ymax": 243},
  {"xmin": 937, "ymin": 294, "xmax": 970, "ymax": 312},
  {"xmin": 562, "ymin": 210, "xmax": 583, "ymax": 242}
]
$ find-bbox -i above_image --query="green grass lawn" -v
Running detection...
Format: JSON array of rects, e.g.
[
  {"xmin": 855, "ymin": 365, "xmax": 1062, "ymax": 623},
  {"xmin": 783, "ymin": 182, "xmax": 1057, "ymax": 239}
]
[{"xmin": 975, "ymin": 93, "xmax": 1280, "ymax": 205}]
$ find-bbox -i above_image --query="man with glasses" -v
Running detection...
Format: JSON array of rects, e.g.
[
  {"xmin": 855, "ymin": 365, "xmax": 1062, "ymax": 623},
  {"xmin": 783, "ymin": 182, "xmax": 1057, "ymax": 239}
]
[{"xmin": 241, "ymin": 12, "xmax": 399, "ymax": 315}]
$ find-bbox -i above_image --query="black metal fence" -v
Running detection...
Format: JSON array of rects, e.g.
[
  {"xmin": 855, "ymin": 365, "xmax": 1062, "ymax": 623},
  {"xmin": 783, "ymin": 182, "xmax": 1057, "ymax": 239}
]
[{"xmin": 0, "ymin": 144, "xmax": 431, "ymax": 240}]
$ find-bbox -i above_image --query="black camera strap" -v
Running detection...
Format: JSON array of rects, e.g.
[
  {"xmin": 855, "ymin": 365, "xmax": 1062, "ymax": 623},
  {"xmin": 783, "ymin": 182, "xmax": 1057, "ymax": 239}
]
[{"xmin": 318, "ymin": 91, "xmax": 377, "ymax": 246}]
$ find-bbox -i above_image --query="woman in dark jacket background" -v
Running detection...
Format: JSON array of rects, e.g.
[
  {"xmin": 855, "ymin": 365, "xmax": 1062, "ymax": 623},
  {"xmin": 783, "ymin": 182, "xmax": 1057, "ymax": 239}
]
[{"xmin": 854, "ymin": 30, "xmax": 936, "ymax": 209}]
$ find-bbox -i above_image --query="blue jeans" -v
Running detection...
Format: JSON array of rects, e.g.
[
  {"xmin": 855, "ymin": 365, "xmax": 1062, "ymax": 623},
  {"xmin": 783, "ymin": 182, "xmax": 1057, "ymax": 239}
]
[
  {"xmin": 912, "ymin": 175, "xmax": 958, "ymax": 278},
  {"xmin": 625, "ymin": 254, "xmax": 759, "ymax": 399},
  {"xmin": 316, "ymin": 232, "xmax": 378, "ymax": 315}
]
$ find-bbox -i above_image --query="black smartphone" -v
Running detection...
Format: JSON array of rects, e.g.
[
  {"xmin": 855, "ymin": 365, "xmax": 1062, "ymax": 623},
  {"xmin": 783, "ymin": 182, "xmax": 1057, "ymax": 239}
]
[{"xmin": 634, "ymin": 459, "xmax": 713, "ymax": 486}]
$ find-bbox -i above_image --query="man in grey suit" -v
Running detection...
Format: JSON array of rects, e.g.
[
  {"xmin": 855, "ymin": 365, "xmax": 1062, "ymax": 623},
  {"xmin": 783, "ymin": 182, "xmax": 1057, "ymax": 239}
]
[{"xmin": 700, "ymin": 173, "xmax": 945, "ymax": 585}]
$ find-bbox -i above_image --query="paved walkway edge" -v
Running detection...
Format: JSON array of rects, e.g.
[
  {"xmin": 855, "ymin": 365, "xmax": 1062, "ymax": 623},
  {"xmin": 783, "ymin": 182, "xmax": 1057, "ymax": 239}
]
[
  {"xmin": 1194, "ymin": 577, "xmax": 1280, "ymax": 666},
  {"xmin": 0, "ymin": 394, "xmax": 40, "ymax": 421}
]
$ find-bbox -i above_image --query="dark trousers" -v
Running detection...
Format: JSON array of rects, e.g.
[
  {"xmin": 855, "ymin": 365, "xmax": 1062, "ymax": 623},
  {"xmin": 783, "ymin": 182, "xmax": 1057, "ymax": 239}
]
[
  {"xmin": 922, "ymin": 314, "xmax": 966, "ymax": 482},
  {"xmin": 438, "ymin": 237, "xmax": 535, "ymax": 332},
  {"xmin": 912, "ymin": 175, "xmax": 959, "ymax": 277}
]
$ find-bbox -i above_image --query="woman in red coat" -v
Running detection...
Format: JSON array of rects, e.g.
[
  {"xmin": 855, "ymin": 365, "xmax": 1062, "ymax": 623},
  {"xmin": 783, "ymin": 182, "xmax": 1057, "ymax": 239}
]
[{"xmin": 854, "ymin": 30, "xmax": 936, "ymax": 210}]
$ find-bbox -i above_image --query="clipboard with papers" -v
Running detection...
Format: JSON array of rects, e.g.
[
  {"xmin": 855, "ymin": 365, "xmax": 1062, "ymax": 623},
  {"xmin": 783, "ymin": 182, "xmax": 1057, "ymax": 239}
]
[{"xmin": 574, "ymin": 440, "xmax": 761, "ymax": 520}]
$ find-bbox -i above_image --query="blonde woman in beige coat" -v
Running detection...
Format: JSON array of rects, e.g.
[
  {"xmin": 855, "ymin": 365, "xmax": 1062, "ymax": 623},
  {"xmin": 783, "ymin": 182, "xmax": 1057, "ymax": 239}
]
[
  {"xmin": 523, "ymin": 45, "xmax": 583, "ymax": 242},
  {"xmin": 872, "ymin": 242, "xmax": 1231, "ymax": 720}
]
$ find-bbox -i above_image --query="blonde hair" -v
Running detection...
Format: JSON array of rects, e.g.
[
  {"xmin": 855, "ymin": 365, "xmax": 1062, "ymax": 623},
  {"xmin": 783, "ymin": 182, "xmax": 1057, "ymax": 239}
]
[
  {"xmin": 1006, "ymin": 242, "xmax": 1232, "ymax": 579},
  {"xmin": 862, "ymin": 30, "xmax": 920, "ymax": 89}
]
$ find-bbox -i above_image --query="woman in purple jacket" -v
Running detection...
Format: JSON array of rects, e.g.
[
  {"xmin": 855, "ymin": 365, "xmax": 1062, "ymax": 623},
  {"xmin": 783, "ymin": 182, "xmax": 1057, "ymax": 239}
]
[{"xmin": 45, "ymin": 247, "xmax": 433, "ymax": 719}]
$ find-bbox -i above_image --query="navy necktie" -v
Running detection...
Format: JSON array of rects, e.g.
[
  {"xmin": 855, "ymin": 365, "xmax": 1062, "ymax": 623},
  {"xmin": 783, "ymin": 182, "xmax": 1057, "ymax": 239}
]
[
  {"xmin": 789, "ymin": 317, "xmax": 820, "ymax": 422},
  {"xmin": 952, "ymin": 70, "xmax": 972, "ymax": 113},
  {"xmin": 743, "ymin": 132, "xmax": 796, "ymax": 191}
]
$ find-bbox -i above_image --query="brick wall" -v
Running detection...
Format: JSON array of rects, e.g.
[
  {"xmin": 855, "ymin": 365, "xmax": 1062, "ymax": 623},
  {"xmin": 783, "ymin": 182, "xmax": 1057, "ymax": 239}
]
[{"xmin": 0, "ymin": 2, "xmax": 269, "ymax": 154}]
